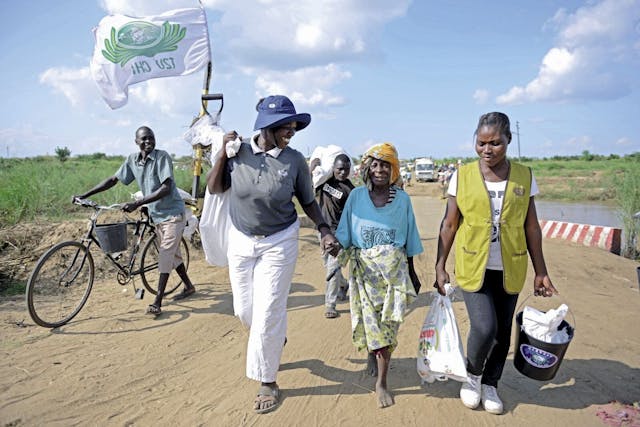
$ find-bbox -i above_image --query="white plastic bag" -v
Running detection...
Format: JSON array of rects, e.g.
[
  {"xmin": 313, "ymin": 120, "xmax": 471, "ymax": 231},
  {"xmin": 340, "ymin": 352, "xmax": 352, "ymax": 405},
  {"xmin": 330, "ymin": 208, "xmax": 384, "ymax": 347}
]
[
  {"xmin": 522, "ymin": 304, "xmax": 571, "ymax": 344},
  {"xmin": 198, "ymin": 148, "xmax": 232, "ymax": 267},
  {"xmin": 183, "ymin": 114, "xmax": 222, "ymax": 148},
  {"xmin": 309, "ymin": 145, "xmax": 350, "ymax": 188},
  {"xmin": 417, "ymin": 284, "xmax": 468, "ymax": 383},
  {"xmin": 199, "ymin": 190, "xmax": 230, "ymax": 266},
  {"xmin": 182, "ymin": 208, "xmax": 199, "ymax": 240}
]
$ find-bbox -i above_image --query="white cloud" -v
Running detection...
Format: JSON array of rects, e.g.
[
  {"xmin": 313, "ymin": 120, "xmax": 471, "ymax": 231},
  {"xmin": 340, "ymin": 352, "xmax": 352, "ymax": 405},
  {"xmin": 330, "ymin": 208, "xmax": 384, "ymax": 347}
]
[
  {"xmin": 208, "ymin": 0, "xmax": 409, "ymax": 68},
  {"xmin": 59, "ymin": 0, "xmax": 407, "ymax": 115},
  {"xmin": 39, "ymin": 67, "xmax": 96, "ymax": 107},
  {"xmin": 296, "ymin": 23, "xmax": 323, "ymax": 49},
  {"xmin": 497, "ymin": 0, "xmax": 640, "ymax": 105},
  {"xmin": 615, "ymin": 137, "xmax": 632, "ymax": 146},
  {"xmin": 203, "ymin": 0, "xmax": 409, "ymax": 109},
  {"xmin": 254, "ymin": 63, "xmax": 351, "ymax": 108},
  {"xmin": 473, "ymin": 89, "xmax": 490, "ymax": 104}
]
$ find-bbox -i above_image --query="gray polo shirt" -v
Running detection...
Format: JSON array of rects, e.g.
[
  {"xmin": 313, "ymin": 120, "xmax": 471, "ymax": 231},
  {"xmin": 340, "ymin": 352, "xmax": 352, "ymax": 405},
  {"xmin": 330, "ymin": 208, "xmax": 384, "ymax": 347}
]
[
  {"xmin": 225, "ymin": 137, "xmax": 315, "ymax": 236},
  {"xmin": 115, "ymin": 149, "xmax": 184, "ymax": 224}
]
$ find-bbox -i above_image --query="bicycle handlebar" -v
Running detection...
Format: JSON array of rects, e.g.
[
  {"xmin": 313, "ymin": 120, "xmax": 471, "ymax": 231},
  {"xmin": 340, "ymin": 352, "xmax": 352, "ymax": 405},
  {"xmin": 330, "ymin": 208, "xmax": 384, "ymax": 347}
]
[{"xmin": 73, "ymin": 197, "xmax": 125, "ymax": 211}]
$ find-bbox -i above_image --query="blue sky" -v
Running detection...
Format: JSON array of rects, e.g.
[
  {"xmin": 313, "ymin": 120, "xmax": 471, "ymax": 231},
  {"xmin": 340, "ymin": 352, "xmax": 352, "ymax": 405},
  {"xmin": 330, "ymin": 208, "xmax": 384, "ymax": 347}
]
[{"xmin": 1, "ymin": 0, "xmax": 639, "ymax": 160}]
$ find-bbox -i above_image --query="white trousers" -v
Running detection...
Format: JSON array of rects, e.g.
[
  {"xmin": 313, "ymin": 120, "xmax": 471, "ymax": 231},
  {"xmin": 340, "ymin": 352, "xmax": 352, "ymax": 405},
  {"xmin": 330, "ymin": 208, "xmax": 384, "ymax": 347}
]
[{"xmin": 227, "ymin": 220, "xmax": 299, "ymax": 383}]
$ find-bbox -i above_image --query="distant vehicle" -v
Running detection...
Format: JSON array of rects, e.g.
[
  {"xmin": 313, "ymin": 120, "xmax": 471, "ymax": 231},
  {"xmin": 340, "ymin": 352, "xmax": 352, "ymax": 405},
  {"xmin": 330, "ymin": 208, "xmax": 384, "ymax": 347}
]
[{"xmin": 414, "ymin": 158, "xmax": 435, "ymax": 182}]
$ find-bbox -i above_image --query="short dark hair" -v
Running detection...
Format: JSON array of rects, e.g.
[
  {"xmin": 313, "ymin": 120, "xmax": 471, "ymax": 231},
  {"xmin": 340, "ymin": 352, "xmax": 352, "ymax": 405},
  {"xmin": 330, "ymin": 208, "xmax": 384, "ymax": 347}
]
[
  {"xmin": 475, "ymin": 112, "xmax": 512, "ymax": 142},
  {"xmin": 334, "ymin": 154, "xmax": 351, "ymax": 165}
]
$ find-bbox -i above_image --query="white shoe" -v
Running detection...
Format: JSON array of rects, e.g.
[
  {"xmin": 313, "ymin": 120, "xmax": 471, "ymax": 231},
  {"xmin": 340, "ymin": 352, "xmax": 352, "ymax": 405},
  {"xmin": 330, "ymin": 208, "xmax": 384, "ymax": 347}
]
[
  {"xmin": 481, "ymin": 384, "xmax": 504, "ymax": 414},
  {"xmin": 460, "ymin": 373, "xmax": 482, "ymax": 409}
]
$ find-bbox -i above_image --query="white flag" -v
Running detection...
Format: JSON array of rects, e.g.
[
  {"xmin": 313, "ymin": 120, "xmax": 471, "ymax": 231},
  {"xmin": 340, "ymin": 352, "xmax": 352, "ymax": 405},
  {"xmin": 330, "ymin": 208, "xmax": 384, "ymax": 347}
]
[{"xmin": 90, "ymin": 7, "xmax": 210, "ymax": 109}]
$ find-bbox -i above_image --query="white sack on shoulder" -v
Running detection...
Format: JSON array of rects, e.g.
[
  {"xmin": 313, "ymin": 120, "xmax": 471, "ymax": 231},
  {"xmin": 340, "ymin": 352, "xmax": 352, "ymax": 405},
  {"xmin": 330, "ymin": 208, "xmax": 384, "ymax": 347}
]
[
  {"xmin": 310, "ymin": 145, "xmax": 350, "ymax": 188},
  {"xmin": 522, "ymin": 304, "xmax": 571, "ymax": 344}
]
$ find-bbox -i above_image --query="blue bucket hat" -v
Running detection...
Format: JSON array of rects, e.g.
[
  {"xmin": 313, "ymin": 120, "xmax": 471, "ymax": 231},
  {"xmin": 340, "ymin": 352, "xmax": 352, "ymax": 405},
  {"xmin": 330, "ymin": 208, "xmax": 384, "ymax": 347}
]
[{"xmin": 253, "ymin": 95, "xmax": 311, "ymax": 131}]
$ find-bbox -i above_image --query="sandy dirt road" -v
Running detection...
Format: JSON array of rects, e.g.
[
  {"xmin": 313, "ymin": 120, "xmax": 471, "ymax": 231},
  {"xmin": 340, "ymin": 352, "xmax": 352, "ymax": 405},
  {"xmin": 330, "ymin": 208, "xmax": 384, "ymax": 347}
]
[{"xmin": 1, "ymin": 194, "xmax": 639, "ymax": 426}]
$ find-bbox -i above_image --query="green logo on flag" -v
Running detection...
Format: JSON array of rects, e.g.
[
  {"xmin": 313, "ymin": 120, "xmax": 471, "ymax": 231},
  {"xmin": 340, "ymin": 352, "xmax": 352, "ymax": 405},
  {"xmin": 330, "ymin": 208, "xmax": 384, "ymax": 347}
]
[{"xmin": 102, "ymin": 21, "xmax": 186, "ymax": 66}]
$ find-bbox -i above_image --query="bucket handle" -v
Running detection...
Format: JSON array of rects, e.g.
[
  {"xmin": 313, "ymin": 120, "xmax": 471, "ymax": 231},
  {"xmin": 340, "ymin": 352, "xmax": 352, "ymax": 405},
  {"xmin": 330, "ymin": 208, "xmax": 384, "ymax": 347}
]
[{"xmin": 516, "ymin": 293, "xmax": 576, "ymax": 332}]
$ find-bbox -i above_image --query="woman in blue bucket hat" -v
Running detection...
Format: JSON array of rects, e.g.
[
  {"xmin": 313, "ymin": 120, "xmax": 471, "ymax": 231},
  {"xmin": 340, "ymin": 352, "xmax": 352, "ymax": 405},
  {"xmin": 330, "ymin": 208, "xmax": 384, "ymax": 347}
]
[
  {"xmin": 207, "ymin": 95, "xmax": 338, "ymax": 414},
  {"xmin": 433, "ymin": 112, "xmax": 557, "ymax": 415}
]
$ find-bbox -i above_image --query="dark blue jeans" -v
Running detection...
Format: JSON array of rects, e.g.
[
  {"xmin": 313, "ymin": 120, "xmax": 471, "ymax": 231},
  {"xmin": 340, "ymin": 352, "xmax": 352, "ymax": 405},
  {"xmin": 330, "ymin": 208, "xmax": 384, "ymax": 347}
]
[{"xmin": 462, "ymin": 269, "xmax": 519, "ymax": 388}]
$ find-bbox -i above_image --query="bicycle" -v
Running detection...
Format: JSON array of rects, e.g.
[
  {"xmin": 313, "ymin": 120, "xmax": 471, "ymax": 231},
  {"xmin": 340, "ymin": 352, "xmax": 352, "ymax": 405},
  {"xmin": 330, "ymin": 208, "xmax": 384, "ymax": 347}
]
[{"xmin": 25, "ymin": 198, "xmax": 190, "ymax": 328}]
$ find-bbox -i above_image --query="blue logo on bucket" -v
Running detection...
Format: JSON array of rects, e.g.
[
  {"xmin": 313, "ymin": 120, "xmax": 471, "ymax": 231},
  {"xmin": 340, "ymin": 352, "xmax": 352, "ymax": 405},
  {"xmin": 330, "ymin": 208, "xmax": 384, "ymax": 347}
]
[{"xmin": 520, "ymin": 344, "xmax": 558, "ymax": 369}]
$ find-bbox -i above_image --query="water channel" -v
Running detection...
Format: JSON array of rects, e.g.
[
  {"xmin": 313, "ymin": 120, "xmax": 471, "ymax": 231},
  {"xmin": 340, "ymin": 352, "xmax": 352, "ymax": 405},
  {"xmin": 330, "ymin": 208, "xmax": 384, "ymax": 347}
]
[{"xmin": 534, "ymin": 200, "xmax": 622, "ymax": 228}]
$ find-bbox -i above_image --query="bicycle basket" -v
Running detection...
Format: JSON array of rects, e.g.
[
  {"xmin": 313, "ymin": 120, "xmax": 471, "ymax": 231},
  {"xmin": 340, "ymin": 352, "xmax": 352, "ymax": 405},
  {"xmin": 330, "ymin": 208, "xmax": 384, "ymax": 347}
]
[{"xmin": 95, "ymin": 222, "xmax": 128, "ymax": 253}]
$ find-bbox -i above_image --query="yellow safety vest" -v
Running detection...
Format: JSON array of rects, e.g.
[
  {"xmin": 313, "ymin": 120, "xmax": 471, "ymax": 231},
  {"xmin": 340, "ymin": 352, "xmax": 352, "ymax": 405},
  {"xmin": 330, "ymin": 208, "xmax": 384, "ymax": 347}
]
[{"xmin": 454, "ymin": 161, "xmax": 532, "ymax": 294}]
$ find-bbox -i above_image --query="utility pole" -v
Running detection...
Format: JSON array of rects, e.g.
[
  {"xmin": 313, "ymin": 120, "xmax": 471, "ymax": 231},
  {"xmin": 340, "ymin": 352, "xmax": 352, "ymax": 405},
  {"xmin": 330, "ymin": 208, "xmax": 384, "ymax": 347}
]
[{"xmin": 515, "ymin": 121, "xmax": 521, "ymax": 160}]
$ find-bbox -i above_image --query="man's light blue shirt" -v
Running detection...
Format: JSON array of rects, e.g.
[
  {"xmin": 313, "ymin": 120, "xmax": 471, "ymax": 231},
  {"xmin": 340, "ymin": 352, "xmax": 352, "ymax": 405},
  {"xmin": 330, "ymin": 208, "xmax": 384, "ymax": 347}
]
[{"xmin": 115, "ymin": 149, "xmax": 184, "ymax": 223}]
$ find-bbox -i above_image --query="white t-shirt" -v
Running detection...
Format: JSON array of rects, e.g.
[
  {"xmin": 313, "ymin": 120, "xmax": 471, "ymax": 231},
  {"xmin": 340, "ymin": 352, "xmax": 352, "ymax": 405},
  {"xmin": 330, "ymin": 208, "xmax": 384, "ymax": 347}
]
[{"xmin": 447, "ymin": 170, "xmax": 539, "ymax": 270}]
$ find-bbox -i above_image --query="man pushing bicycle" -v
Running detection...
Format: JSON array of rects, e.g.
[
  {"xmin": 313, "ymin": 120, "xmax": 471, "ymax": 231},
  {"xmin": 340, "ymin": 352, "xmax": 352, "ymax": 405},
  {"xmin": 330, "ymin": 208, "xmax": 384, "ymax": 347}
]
[{"xmin": 73, "ymin": 126, "xmax": 196, "ymax": 316}]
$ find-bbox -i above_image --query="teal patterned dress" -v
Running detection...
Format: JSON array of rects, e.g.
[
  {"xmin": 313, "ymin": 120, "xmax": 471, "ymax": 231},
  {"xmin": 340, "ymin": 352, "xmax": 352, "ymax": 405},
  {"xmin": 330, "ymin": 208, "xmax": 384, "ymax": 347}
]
[{"xmin": 339, "ymin": 245, "xmax": 417, "ymax": 353}]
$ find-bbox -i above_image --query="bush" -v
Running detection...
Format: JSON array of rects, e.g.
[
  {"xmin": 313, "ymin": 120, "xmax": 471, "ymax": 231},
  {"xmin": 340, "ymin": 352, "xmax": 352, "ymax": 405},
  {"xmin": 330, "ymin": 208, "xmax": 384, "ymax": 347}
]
[
  {"xmin": 613, "ymin": 165, "xmax": 640, "ymax": 259},
  {"xmin": 55, "ymin": 146, "xmax": 71, "ymax": 162}
]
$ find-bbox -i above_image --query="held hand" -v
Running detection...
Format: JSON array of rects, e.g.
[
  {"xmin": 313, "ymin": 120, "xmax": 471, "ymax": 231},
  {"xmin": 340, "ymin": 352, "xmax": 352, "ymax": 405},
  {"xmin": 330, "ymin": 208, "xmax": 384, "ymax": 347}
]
[
  {"xmin": 433, "ymin": 269, "xmax": 449, "ymax": 296},
  {"xmin": 534, "ymin": 274, "xmax": 558, "ymax": 297},
  {"xmin": 321, "ymin": 234, "xmax": 341, "ymax": 257},
  {"xmin": 223, "ymin": 131, "xmax": 239, "ymax": 144},
  {"xmin": 122, "ymin": 201, "xmax": 140, "ymax": 213}
]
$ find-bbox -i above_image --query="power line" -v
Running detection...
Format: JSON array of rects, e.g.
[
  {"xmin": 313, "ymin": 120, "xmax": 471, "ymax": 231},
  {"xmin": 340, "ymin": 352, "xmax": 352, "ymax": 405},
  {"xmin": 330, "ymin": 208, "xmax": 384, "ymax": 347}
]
[{"xmin": 515, "ymin": 121, "xmax": 521, "ymax": 160}]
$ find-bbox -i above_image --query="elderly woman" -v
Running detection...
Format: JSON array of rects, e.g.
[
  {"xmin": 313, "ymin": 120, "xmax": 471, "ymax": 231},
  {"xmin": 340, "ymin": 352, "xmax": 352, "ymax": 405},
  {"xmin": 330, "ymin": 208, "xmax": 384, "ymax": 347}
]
[
  {"xmin": 331, "ymin": 143, "xmax": 423, "ymax": 408},
  {"xmin": 207, "ymin": 95, "xmax": 338, "ymax": 414}
]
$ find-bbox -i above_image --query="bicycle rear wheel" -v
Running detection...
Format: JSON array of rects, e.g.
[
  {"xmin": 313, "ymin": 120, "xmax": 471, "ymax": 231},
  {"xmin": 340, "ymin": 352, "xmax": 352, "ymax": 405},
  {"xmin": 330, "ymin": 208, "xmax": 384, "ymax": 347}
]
[
  {"xmin": 26, "ymin": 241, "xmax": 94, "ymax": 328},
  {"xmin": 140, "ymin": 234, "xmax": 190, "ymax": 296}
]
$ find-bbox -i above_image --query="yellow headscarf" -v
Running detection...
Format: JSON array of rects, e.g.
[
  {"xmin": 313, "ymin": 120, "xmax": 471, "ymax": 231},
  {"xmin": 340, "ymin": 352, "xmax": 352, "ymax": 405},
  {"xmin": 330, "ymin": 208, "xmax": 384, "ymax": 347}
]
[{"xmin": 361, "ymin": 142, "xmax": 401, "ymax": 187}]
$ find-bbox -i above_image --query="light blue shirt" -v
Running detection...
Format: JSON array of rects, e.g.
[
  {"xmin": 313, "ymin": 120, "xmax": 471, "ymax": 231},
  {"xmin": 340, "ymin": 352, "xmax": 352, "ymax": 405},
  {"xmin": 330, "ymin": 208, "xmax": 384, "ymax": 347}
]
[
  {"xmin": 115, "ymin": 149, "xmax": 184, "ymax": 224},
  {"xmin": 335, "ymin": 186, "xmax": 423, "ymax": 257}
]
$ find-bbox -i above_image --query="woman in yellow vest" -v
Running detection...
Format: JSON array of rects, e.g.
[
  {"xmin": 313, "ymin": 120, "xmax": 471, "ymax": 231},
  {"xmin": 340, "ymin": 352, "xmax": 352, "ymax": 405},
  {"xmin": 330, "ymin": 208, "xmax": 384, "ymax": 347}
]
[{"xmin": 434, "ymin": 112, "xmax": 557, "ymax": 415}]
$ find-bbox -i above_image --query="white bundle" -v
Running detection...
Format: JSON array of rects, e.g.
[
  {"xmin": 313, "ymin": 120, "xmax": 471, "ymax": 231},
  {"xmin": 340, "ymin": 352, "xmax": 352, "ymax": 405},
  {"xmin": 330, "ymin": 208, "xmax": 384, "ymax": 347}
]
[
  {"xmin": 183, "ymin": 114, "xmax": 241, "ymax": 158},
  {"xmin": 183, "ymin": 114, "xmax": 221, "ymax": 148},
  {"xmin": 522, "ymin": 304, "xmax": 571, "ymax": 344},
  {"xmin": 309, "ymin": 145, "xmax": 350, "ymax": 188}
]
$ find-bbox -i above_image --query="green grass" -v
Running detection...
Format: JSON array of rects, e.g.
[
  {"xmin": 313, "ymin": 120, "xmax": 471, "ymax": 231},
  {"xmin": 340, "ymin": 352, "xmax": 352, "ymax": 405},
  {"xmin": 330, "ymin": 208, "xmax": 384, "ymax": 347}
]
[
  {"xmin": 432, "ymin": 153, "xmax": 638, "ymax": 202},
  {"xmin": 0, "ymin": 155, "xmax": 200, "ymax": 227},
  {"xmin": 1, "ymin": 151, "xmax": 639, "ymax": 258}
]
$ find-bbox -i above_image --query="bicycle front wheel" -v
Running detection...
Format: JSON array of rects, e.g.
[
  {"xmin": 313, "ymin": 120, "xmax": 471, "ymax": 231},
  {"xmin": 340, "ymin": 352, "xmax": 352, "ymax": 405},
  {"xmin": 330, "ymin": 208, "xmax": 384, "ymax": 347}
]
[
  {"xmin": 26, "ymin": 241, "xmax": 94, "ymax": 328},
  {"xmin": 140, "ymin": 235, "xmax": 190, "ymax": 296}
]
